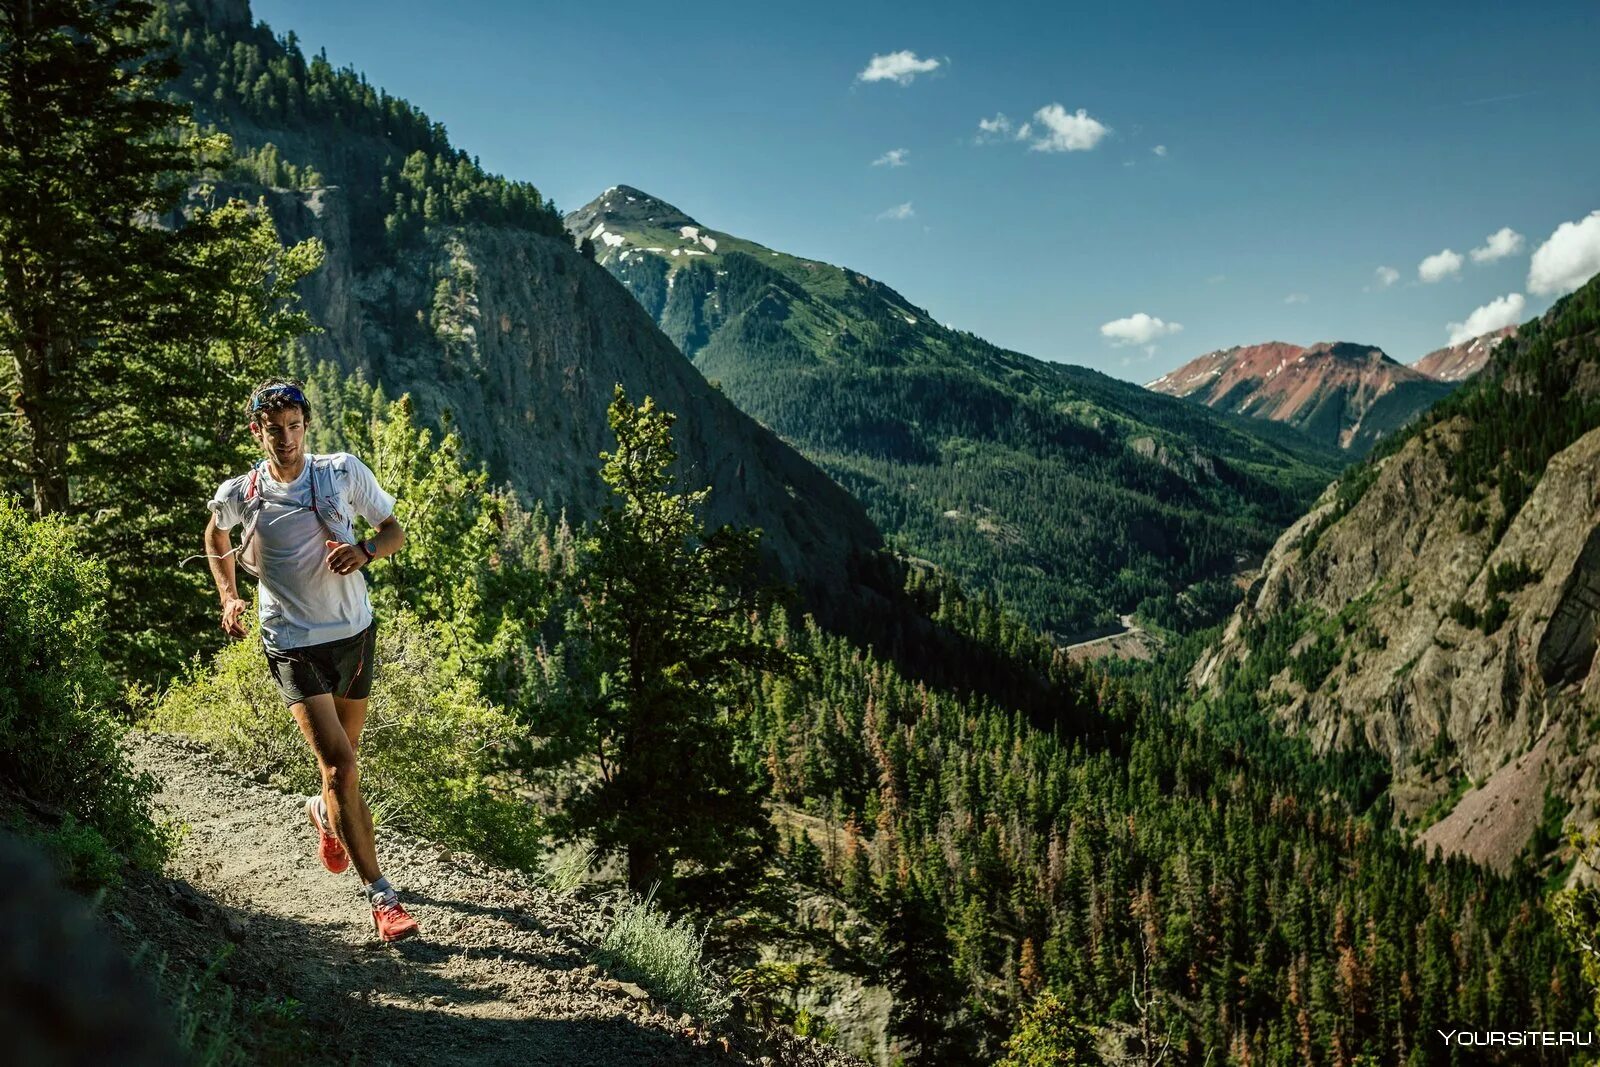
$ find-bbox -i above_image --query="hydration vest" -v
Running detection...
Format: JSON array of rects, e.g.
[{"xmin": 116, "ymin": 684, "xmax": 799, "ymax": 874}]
[{"xmin": 235, "ymin": 455, "xmax": 357, "ymax": 578}]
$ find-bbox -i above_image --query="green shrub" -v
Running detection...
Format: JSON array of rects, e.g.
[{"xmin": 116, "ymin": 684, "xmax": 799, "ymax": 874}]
[
  {"xmin": 1479, "ymin": 596, "xmax": 1511, "ymax": 634},
  {"xmin": 997, "ymin": 990, "xmax": 1101, "ymax": 1065},
  {"xmin": 1487, "ymin": 558, "xmax": 1537, "ymax": 598},
  {"xmin": 1554, "ymin": 827, "xmax": 1600, "ymax": 1020},
  {"xmin": 151, "ymin": 610, "xmax": 542, "ymax": 871},
  {"xmin": 1448, "ymin": 600, "xmax": 1480, "ymax": 630},
  {"xmin": 137, "ymin": 944, "xmax": 315, "ymax": 1067},
  {"xmin": 0, "ymin": 496, "xmax": 168, "ymax": 881},
  {"xmin": 595, "ymin": 889, "xmax": 727, "ymax": 1019}
]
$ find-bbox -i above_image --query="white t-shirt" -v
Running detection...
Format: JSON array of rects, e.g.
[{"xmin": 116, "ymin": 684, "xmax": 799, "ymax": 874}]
[{"xmin": 209, "ymin": 453, "xmax": 396, "ymax": 651}]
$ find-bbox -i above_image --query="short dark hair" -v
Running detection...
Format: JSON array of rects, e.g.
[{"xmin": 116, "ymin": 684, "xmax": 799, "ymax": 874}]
[{"xmin": 246, "ymin": 379, "xmax": 313, "ymax": 425}]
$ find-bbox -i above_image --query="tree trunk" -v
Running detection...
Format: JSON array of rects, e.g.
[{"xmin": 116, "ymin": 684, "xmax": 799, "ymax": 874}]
[
  {"xmin": 623, "ymin": 619, "xmax": 661, "ymax": 897},
  {"xmin": 628, "ymin": 840, "xmax": 661, "ymax": 898},
  {"xmin": 15, "ymin": 338, "xmax": 70, "ymax": 515}
]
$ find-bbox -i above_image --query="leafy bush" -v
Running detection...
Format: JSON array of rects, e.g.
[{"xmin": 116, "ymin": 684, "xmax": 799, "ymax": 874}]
[
  {"xmin": 595, "ymin": 888, "xmax": 727, "ymax": 1020},
  {"xmin": 0, "ymin": 496, "xmax": 168, "ymax": 882},
  {"xmin": 1554, "ymin": 828, "xmax": 1600, "ymax": 1019},
  {"xmin": 151, "ymin": 610, "xmax": 541, "ymax": 871}
]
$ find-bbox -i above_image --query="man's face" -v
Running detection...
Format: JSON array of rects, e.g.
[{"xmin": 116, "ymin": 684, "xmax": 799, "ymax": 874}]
[{"xmin": 250, "ymin": 406, "xmax": 307, "ymax": 466}]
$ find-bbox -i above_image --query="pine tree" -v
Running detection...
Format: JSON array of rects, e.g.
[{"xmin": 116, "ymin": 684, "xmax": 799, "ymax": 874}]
[
  {"xmin": 997, "ymin": 990, "xmax": 1101, "ymax": 1066},
  {"xmin": 885, "ymin": 872, "xmax": 969, "ymax": 1064},
  {"xmin": 526, "ymin": 387, "xmax": 795, "ymax": 911}
]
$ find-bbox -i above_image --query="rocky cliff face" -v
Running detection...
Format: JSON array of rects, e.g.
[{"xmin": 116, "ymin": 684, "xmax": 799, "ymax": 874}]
[
  {"xmin": 1191, "ymin": 288, "xmax": 1600, "ymax": 872},
  {"xmin": 242, "ymin": 183, "xmax": 881, "ymax": 600},
  {"xmin": 1147, "ymin": 340, "xmax": 1455, "ymax": 454}
]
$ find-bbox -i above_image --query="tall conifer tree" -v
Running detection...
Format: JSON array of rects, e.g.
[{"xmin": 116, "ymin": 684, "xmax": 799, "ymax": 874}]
[
  {"xmin": 0, "ymin": 0, "xmax": 320, "ymax": 678},
  {"xmin": 526, "ymin": 387, "xmax": 793, "ymax": 911}
]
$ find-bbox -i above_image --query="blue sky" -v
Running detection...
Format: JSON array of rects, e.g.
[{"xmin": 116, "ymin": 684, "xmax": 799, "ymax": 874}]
[{"xmin": 251, "ymin": 0, "xmax": 1599, "ymax": 382}]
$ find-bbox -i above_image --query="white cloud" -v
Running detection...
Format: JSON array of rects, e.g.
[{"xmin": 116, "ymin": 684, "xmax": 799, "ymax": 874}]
[
  {"xmin": 1418, "ymin": 248, "xmax": 1464, "ymax": 283},
  {"xmin": 1152, "ymin": 144, "xmax": 1168, "ymax": 157},
  {"xmin": 872, "ymin": 148, "xmax": 909, "ymax": 168},
  {"xmin": 857, "ymin": 51, "xmax": 941, "ymax": 86},
  {"xmin": 1100, "ymin": 313, "xmax": 1183, "ymax": 347},
  {"xmin": 1470, "ymin": 227, "xmax": 1524, "ymax": 264},
  {"xmin": 877, "ymin": 202, "xmax": 915, "ymax": 221},
  {"xmin": 1028, "ymin": 104, "xmax": 1110, "ymax": 152},
  {"xmin": 1284, "ymin": 292, "xmax": 1309, "ymax": 305},
  {"xmin": 976, "ymin": 113, "xmax": 1028, "ymax": 144},
  {"xmin": 1447, "ymin": 293, "xmax": 1525, "ymax": 344},
  {"xmin": 1375, "ymin": 266, "xmax": 1400, "ymax": 287},
  {"xmin": 1528, "ymin": 210, "xmax": 1600, "ymax": 296}
]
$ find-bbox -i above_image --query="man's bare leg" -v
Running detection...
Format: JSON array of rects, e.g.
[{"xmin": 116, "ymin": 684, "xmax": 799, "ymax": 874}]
[
  {"xmin": 291, "ymin": 694, "xmax": 380, "ymax": 884},
  {"xmin": 333, "ymin": 694, "xmax": 369, "ymax": 753}
]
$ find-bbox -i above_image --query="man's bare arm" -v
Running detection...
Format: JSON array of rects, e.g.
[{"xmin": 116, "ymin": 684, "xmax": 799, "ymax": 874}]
[
  {"xmin": 205, "ymin": 514, "xmax": 248, "ymax": 638},
  {"xmin": 369, "ymin": 515, "xmax": 405, "ymax": 560},
  {"xmin": 324, "ymin": 515, "xmax": 406, "ymax": 576}
]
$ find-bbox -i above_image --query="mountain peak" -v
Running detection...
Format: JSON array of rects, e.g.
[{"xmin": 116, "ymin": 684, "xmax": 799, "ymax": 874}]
[
  {"xmin": 1147, "ymin": 339, "xmax": 1451, "ymax": 453},
  {"xmin": 1307, "ymin": 340, "xmax": 1395, "ymax": 364},
  {"xmin": 567, "ymin": 185, "xmax": 701, "ymax": 240},
  {"xmin": 1410, "ymin": 325, "xmax": 1517, "ymax": 382}
]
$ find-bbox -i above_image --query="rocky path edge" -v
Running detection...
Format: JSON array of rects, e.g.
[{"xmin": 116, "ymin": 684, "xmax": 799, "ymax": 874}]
[{"xmin": 116, "ymin": 731, "xmax": 865, "ymax": 1067}]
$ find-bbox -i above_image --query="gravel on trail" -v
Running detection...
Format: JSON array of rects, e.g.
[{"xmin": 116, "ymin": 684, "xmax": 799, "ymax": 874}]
[{"xmin": 118, "ymin": 731, "xmax": 865, "ymax": 1067}]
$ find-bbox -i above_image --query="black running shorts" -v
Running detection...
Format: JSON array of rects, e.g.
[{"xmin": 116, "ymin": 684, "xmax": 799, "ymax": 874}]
[{"xmin": 263, "ymin": 620, "xmax": 377, "ymax": 708}]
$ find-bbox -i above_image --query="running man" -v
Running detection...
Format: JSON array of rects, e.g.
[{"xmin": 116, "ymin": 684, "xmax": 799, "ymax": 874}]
[{"xmin": 202, "ymin": 380, "xmax": 419, "ymax": 943}]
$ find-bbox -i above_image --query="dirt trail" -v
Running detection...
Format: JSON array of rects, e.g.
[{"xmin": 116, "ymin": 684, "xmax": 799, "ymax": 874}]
[{"xmin": 121, "ymin": 732, "xmax": 859, "ymax": 1067}]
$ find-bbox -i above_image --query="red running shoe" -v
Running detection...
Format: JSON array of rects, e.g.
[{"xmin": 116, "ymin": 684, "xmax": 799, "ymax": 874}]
[
  {"xmin": 305, "ymin": 795, "xmax": 349, "ymax": 874},
  {"xmin": 372, "ymin": 897, "xmax": 420, "ymax": 943}
]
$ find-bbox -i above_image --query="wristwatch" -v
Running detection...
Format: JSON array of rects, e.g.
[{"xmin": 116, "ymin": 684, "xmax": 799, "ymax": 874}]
[{"xmin": 359, "ymin": 539, "xmax": 377, "ymax": 564}]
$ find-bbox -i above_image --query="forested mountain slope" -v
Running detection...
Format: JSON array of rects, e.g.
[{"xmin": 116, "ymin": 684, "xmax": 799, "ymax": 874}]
[
  {"xmin": 1193, "ymin": 274, "xmax": 1600, "ymax": 872},
  {"xmin": 566, "ymin": 186, "xmax": 1344, "ymax": 637},
  {"xmin": 151, "ymin": 0, "xmax": 880, "ymax": 604},
  {"xmin": 1147, "ymin": 340, "xmax": 1456, "ymax": 454}
]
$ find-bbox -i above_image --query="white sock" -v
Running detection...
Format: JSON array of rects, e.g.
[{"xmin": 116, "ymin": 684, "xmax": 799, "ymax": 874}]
[
  {"xmin": 314, "ymin": 794, "xmax": 330, "ymax": 825},
  {"xmin": 367, "ymin": 876, "xmax": 394, "ymax": 904}
]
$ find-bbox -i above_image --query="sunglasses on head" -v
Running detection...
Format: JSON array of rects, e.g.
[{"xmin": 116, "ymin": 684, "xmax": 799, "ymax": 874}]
[{"xmin": 250, "ymin": 384, "xmax": 306, "ymax": 412}]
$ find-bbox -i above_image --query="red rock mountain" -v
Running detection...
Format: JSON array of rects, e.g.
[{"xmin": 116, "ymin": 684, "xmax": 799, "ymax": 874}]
[
  {"xmin": 1410, "ymin": 325, "xmax": 1517, "ymax": 382},
  {"xmin": 1146, "ymin": 341, "xmax": 1454, "ymax": 454}
]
